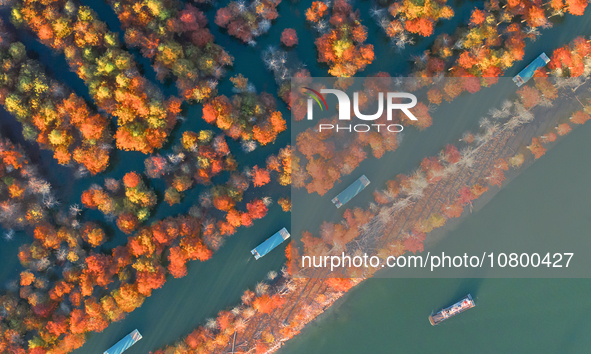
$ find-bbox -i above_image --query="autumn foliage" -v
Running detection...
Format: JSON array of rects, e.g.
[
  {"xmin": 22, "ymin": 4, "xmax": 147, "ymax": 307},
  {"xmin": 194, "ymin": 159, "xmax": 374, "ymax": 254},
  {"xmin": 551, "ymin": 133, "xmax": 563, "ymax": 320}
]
[
  {"xmin": 156, "ymin": 119, "xmax": 536, "ymax": 352},
  {"xmin": 549, "ymin": 37, "xmax": 591, "ymax": 77},
  {"xmin": 266, "ymin": 146, "xmax": 292, "ymax": 186},
  {"xmin": 12, "ymin": 2, "xmax": 179, "ymax": 153},
  {"xmin": 252, "ymin": 166, "xmax": 271, "ymax": 187},
  {"xmin": 3, "ymin": 3, "xmax": 591, "ymax": 354},
  {"xmin": 215, "ymin": 0, "xmax": 281, "ymax": 43},
  {"xmin": 292, "ymin": 79, "xmax": 406, "ymax": 195},
  {"xmin": 0, "ymin": 21, "xmax": 112, "ymax": 173},
  {"xmin": 4, "ymin": 208, "xmax": 215, "ymax": 354},
  {"xmin": 280, "ymin": 28, "xmax": 298, "ymax": 47},
  {"xmin": 404, "ymin": 0, "xmax": 591, "ymax": 90},
  {"xmin": 527, "ymin": 137, "xmax": 546, "ymax": 159},
  {"xmin": 307, "ymin": 0, "xmax": 375, "ymax": 77},
  {"xmin": 202, "ymin": 76, "xmax": 287, "ymax": 146},
  {"xmin": 111, "ymin": 1, "xmax": 233, "ymax": 102},
  {"xmin": 0, "ymin": 137, "xmax": 55, "ymax": 230},
  {"xmin": 374, "ymin": 0, "xmax": 454, "ymax": 40},
  {"xmin": 81, "ymin": 173, "xmax": 157, "ymax": 233}
]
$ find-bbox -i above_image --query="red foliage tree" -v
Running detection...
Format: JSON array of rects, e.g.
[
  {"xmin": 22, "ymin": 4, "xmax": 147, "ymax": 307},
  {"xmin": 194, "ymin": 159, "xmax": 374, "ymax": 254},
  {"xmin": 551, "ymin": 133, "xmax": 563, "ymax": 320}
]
[
  {"xmin": 49, "ymin": 281, "xmax": 74, "ymax": 301},
  {"xmin": 527, "ymin": 137, "xmax": 546, "ymax": 159},
  {"xmin": 281, "ymin": 28, "xmax": 298, "ymax": 47},
  {"xmin": 556, "ymin": 123, "xmax": 572, "ymax": 136},
  {"xmin": 117, "ymin": 213, "xmax": 140, "ymax": 234},
  {"xmin": 113, "ymin": 245, "xmax": 132, "ymax": 272},
  {"xmin": 443, "ymin": 144, "xmax": 461, "ymax": 164},
  {"xmin": 69, "ymin": 309, "xmax": 88, "ymax": 334},
  {"xmin": 46, "ymin": 315, "xmax": 68, "ymax": 337},
  {"xmin": 185, "ymin": 328, "xmax": 209, "ymax": 349},
  {"xmin": 181, "ymin": 236, "xmax": 213, "ymax": 261},
  {"xmin": 306, "ymin": 1, "xmax": 328, "ymax": 22},
  {"xmin": 457, "ymin": 186, "xmax": 476, "ymax": 205},
  {"xmin": 113, "ymin": 283, "xmax": 145, "ymax": 313},
  {"xmin": 540, "ymin": 132, "xmax": 557, "ymax": 143},
  {"xmin": 136, "ymin": 266, "xmax": 166, "ymax": 296},
  {"xmin": 486, "ymin": 168, "xmax": 506, "ymax": 187}
]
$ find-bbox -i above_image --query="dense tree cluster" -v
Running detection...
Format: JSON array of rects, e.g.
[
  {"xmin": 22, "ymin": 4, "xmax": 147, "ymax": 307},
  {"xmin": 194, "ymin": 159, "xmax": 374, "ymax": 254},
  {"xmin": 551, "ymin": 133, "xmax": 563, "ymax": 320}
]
[
  {"xmin": 548, "ymin": 36, "xmax": 591, "ymax": 77},
  {"xmin": 311, "ymin": 70, "xmax": 587, "ymax": 261},
  {"xmin": 366, "ymin": 141, "xmax": 485, "ymax": 255},
  {"xmin": 12, "ymin": 0, "xmax": 180, "ymax": 153},
  {"xmin": 265, "ymin": 145, "xmax": 292, "ymax": 186},
  {"xmin": 0, "ymin": 206, "xmax": 216, "ymax": 353},
  {"xmin": 0, "ymin": 20, "xmax": 112, "ymax": 174},
  {"xmin": 1, "ymin": 210, "xmax": 115, "ymax": 353},
  {"xmin": 411, "ymin": 0, "xmax": 589, "ymax": 90},
  {"xmin": 280, "ymin": 28, "xmax": 298, "ymax": 47},
  {"xmin": 201, "ymin": 75, "xmax": 287, "ymax": 150},
  {"xmin": 524, "ymin": 105, "xmax": 589, "ymax": 160},
  {"xmin": 109, "ymin": 0, "xmax": 234, "ymax": 102},
  {"xmin": 0, "ymin": 128, "xmax": 288, "ymax": 353},
  {"xmin": 0, "ymin": 130, "xmax": 249, "ymax": 352},
  {"xmin": 277, "ymin": 197, "xmax": 291, "ymax": 211},
  {"xmin": 144, "ymin": 130, "xmax": 237, "ymax": 205},
  {"xmin": 215, "ymin": 0, "xmax": 281, "ymax": 44},
  {"xmin": 508, "ymin": 0, "xmax": 588, "ymax": 26},
  {"xmin": 278, "ymin": 68, "xmax": 310, "ymax": 108},
  {"xmin": 372, "ymin": 0, "xmax": 454, "ymax": 44},
  {"xmin": 405, "ymin": 3, "xmax": 541, "ymax": 106},
  {"xmin": 0, "ymin": 137, "xmax": 56, "ymax": 231},
  {"xmin": 306, "ymin": 0, "xmax": 375, "ymax": 77},
  {"xmin": 155, "ymin": 124, "xmax": 514, "ymax": 350},
  {"xmin": 81, "ymin": 172, "xmax": 157, "ymax": 233},
  {"xmin": 411, "ymin": 10, "xmax": 524, "ymax": 84}
]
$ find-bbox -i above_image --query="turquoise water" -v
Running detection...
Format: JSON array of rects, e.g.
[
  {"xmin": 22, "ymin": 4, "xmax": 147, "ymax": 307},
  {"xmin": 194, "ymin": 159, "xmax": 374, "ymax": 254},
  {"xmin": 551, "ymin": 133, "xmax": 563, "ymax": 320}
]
[{"xmin": 0, "ymin": 2, "xmax": 590, "ymax": 354}]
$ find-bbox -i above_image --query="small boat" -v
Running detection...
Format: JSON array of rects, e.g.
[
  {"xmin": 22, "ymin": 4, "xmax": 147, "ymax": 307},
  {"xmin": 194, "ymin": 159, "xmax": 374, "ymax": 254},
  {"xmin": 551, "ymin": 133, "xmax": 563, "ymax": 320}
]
[
  {"xmin": 251, "ymin": 228, "xmax": 290, "ymax": 260},
  {"xmin": 332, "ymin": 175, "xmax": 370, "ymax": 208},
  {"xmin": 429, "ymin": 294, "xmax": 475, "ymax": 325},
  {"xmin": 104, "ymin": 329, "xmax": 142, "ymax": 354},
  {"xmin": 513, "ymin": 53, "xmax": 550, "ymax": 87}
]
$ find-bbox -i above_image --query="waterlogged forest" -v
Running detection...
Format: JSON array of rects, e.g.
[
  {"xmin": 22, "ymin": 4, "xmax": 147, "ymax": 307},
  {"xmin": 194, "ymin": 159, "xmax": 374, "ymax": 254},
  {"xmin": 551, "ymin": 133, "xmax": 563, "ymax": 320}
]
[{"xmin": 0, "ymin": 0, "xmax": 590, "ymax": 353}]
